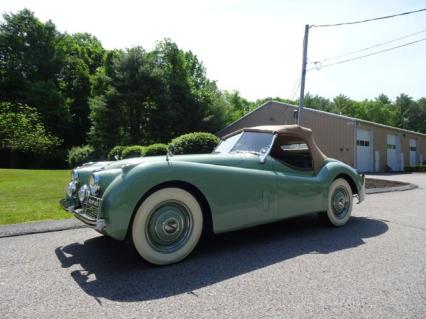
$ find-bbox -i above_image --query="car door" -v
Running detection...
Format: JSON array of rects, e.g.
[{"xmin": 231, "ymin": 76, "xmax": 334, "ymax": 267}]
[
  {"xmin": 269, "ymin": 135, "xmax": 325, "ymax": 219},
  {"xmin": 201, "ymin": 155, "xmax": 278, "ymax": 233}
]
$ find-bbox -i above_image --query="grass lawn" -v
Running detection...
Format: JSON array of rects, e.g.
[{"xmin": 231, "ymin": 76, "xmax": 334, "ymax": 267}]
[{"xmin": 0, "ymin": 169, "xmax": 71, "ymax": 225}]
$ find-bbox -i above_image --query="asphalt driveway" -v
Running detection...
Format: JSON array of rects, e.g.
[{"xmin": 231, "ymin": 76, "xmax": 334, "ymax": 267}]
[{"xmin": 0, "ymin": 173, "xmax": 425, "ymax": 318}]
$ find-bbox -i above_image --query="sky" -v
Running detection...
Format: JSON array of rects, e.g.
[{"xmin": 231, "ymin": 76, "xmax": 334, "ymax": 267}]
[{"xmin": 1, "ymin": 0, "xmax": 425, "ymax": 102}]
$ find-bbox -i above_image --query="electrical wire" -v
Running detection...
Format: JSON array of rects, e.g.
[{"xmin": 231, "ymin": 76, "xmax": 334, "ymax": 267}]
[
  {"xmin": 311, "ymin": 8, "xmax": 426, "ymax": 28},
  {"xmin": 289, "ymin": 78, "xmax": 301, "ymax": 100},
  {"xmin": 307, "ymin": 37, "xmax": 426, "ymax": 70},
  {"xmin": 309, "ymin": 28, "xmax": 426, "ymax": 64}
]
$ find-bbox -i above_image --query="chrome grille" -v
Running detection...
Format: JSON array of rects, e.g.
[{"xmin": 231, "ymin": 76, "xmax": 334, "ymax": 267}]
[{"xmin": 82, "ymin": 196, "xmax": 102, "ymax": 219}]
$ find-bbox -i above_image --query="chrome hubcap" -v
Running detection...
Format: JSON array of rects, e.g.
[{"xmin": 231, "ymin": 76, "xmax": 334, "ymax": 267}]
[
  {"xmin": 163, "ymin": 218, "xmax": 179, "ymax": 234},
  {"xmin": 145, "ymin": 201, "xmax": 192, "ymax": 253},
  {"xmin": 332, "ymin": 186, "xmax": 350, "ymax": 219}
]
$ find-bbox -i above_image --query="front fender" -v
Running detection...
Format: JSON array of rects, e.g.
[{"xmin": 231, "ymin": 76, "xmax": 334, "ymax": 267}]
[
  {"xmin": 101, "ymin": 160, "xmax": 231, "ymax": 240},
  {"xmin": 101, "ymin": 161, "xmax": 177, "ymax": 240}
]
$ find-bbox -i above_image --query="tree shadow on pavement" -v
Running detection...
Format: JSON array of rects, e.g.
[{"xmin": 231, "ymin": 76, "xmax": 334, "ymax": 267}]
[{"xmin": 55, "ymin": 215, "xmax": 388, "ymax": 302}]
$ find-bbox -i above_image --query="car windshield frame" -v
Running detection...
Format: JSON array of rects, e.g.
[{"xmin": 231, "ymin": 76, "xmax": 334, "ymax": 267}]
[{"xmin": 214, "ymin": 131, "xmax": 275, "ymax": 155}]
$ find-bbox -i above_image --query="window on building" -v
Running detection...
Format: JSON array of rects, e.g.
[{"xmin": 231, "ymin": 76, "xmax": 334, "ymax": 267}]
[
  {"xmin": 357, "ymin": 140, "xmax": 370, "ymax": 147},
  {"xmin": 387, "ymin": 144, "xmax": 396, "ymax": 150}
]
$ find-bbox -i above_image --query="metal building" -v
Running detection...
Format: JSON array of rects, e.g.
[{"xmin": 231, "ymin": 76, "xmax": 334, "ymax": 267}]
[{"xmin": 217, "ymin": 101, "xmax": 426, "ymax": 172}]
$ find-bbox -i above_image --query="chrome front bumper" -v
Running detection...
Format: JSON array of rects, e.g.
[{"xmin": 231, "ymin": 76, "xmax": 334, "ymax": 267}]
[{"xmin": 60, "ymin": 198, "xmax": 106, "ymax": 231}]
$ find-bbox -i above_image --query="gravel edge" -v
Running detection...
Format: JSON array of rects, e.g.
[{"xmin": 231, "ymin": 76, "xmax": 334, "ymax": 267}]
[
  {"xmin": 366, "ymin": 183, "xmax": 418, "ymax": 194},
  {"xmin": 0, "ymin": 218, "xmax": 87, "ymax": 238}
]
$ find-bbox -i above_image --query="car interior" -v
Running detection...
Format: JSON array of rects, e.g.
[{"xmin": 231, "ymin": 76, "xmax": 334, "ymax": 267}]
[{"xmin": 270, "ymin": 135, "xmax": 313, "ymax": 170}]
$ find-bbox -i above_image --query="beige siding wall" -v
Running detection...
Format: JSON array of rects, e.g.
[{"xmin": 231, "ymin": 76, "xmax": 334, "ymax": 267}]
[
  {"xmin": 420, "ymin": 136, "xmax": 426, "ymax": 164},
  {"xmin": 301, "ymin": 109, "xmax": 355, "ymax": 166}
]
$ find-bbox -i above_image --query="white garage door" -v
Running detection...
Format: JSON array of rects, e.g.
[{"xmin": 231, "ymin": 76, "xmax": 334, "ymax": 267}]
[
  {"xmin": 409, "ymin": 139, "xmax": 417, "ymax": 166},
  {"xmin": 356, "ymin": 129, "xmax": 372, "ymax": 172},
  {"xmin": 387, "ymin": 134, "xmax": 400, "ymax": 171}
]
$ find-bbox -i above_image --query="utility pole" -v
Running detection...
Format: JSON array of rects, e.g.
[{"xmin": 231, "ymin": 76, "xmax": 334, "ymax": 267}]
[{"xmin": 298, "ymin": 24, "xmax": 310, "ymax": 126}]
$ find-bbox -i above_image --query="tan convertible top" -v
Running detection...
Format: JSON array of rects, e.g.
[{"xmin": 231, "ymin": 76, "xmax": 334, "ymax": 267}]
[{"xmin": 223, "ymin": 125, "xmax": 327, "ymax": 173}]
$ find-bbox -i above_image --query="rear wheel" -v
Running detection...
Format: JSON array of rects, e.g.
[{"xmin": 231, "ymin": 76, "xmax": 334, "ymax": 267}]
[
  {"xmin": 131, "ymin": 187, "xmax": 203, "ymax": 265},
  {"xmin": 319, "ymin": 178, "xmax": 353, "ymax": 227}
]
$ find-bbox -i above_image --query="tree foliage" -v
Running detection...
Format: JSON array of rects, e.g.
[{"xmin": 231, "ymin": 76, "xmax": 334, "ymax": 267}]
[
  {"xmin": 0, "ymin": 102, "xmax": 61, "ymax": 166},
  {"xmin": 89, "ymin": 40, "xmax": 227, "ymax": 151},
  {"xmin": 1, "ymin": 9, "xmax": 426, "ymax": 169}
]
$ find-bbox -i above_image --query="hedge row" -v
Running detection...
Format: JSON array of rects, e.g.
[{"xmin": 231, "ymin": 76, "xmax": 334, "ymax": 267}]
[
  {"xmin": 68, "ymin": 132, "xmax": 220, "ymax": 167},
  {"xmin": 168, "ymin": 132, "xmax": 220, "ymax": 155},
  {"xmin": 404, "ymin": 165, "xmax": 426, "ymax": 172},
  {"xmin": 68, "ymin": 145, "xmax": 96, "ymax": 167}
]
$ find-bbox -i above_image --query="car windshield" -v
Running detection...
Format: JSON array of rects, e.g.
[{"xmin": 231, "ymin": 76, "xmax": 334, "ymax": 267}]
[{"xmin": 215, "ymin": 131, "xmax": 274, "ymax": 154}]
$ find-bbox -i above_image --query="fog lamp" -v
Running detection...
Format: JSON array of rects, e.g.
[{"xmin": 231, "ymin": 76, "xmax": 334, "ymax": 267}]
[
  {"xmin": 66, "ymin": 181, "xmax": 77, "ymax": 197},
  {"xmin": 78, "ymin": 185, "xmax": 90, "ymax": 203}
]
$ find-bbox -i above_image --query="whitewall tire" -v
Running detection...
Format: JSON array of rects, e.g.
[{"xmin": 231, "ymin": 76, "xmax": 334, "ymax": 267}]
[
  {"xmin": 132, "ymin": 187, "xmax": 203, "ymax": 265},
  {"xmin": 320, "ymin": 178, "xmax": 353, "ymax": 227}
]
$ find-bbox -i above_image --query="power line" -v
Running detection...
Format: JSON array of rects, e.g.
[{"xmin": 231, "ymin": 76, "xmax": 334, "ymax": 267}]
[
  {"xmin": 290, "ymin": 79, "xmax": 301, "ymax": 101},
  {"xmin": 309, "ymin": 28, "xmax": 426, "ymax": 64},
  {"xmin": 288, "ymin": 77, "xmax": 300, "ymax": 100},
  {"xmin": 307, "ymin": 37, "xmax": 426, "ymax": 70},
  {"xmin": 311, "ymin": 8, "xmax": 426, "ymax": 28}
]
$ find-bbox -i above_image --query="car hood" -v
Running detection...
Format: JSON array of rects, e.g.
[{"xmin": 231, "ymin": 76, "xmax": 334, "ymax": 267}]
[
  {"xmin": 76, "ymin": 153, "xmax": 254, "ymax": 183},
  {"xmin": 71, "ymin": 153, "xmax": 265, "ymax": 198},
  {"xmin": 100, "ymin": 153, "xmax": 249, "ymax": 170}
]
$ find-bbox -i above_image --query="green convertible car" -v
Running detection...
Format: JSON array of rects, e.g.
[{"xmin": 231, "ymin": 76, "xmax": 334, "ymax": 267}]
[{"xmin": 61, "ymin": 125, "xmax": 365, "ymax": 265}]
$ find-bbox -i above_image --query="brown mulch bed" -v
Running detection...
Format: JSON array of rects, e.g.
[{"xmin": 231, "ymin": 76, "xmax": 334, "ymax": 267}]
[{"xmin": 365, "ymin": 178, "xmax": 408, "ymax": 189}]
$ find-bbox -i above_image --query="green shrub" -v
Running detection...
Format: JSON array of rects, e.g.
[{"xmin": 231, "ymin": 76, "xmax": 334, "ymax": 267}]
[
  {"xmin": 122, "ymin": 145, "xmax": 145, "ymax": 159},
  {"xmin": 405, "ymin": 165, "xmax": 426, "ymax": 172},
  {"xmin": 144, "ymin": 143, "xmax": 168, "ymax": 156},
  {"xmin": 68, "ymin": 145, "xmax": 96, "ymax": 167},
  {"xmin": 168, "ymin": 132, "xmax": 220, "ymax": 155},
  {"xmin": 108, "ymin": 145, "xmax": 125, "ymax": 160}
]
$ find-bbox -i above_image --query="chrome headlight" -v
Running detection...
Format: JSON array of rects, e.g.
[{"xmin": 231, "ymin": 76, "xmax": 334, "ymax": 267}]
[
  {"xmin": 89, "ymin": 174, "xmax": 100, "ymax": 196},
  {"xmin": 78, "ymin": 185, "xmax": 90, "ymax": 203},
  {"xmin": 66, "ymin": 181, "xmax": 77, "ymax": 197},
  {"xmin": 71, "ymin": 169, "xmax": 79, "ymax": 182}
]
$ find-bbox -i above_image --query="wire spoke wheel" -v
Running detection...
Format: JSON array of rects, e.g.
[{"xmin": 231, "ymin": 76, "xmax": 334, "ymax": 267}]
[
  {"xmin": 331, "ymin": 186, "xmax": 351, "ymax": 219},
  {"xmin": 319, "ymin": 178, "xmax": 353, "ymax": 227}
]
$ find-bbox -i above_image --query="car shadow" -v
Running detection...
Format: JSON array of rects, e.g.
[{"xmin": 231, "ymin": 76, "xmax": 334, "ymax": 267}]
[{"xmin": 55, "ymin": 215, "xmax": 388, "ymax": 303}]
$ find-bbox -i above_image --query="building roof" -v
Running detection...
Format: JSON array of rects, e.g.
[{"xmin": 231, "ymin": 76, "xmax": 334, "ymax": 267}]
[{"xmin": 217, "ymin": 100, "xmax": 426, "ymax": 138}]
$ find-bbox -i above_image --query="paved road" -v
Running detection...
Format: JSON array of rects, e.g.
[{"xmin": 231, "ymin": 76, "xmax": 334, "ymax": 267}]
[{"xmin": 1, "ymin": 173, "xmax": 425, "ymax": 318}]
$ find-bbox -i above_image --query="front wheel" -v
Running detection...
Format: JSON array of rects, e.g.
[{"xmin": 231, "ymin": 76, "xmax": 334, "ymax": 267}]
[
  {"xmin": 131, "ymin": 187, "xmax": 203, "ymax": 265},
  {"xmin": 319, "ymin": 178, "xmax": 353, "ymax": 227}
]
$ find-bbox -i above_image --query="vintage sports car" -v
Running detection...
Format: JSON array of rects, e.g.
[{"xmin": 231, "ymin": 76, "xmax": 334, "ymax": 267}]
[{"xmin": 61, "ymin": 125, "xmax": 365, "ymax": 265}]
